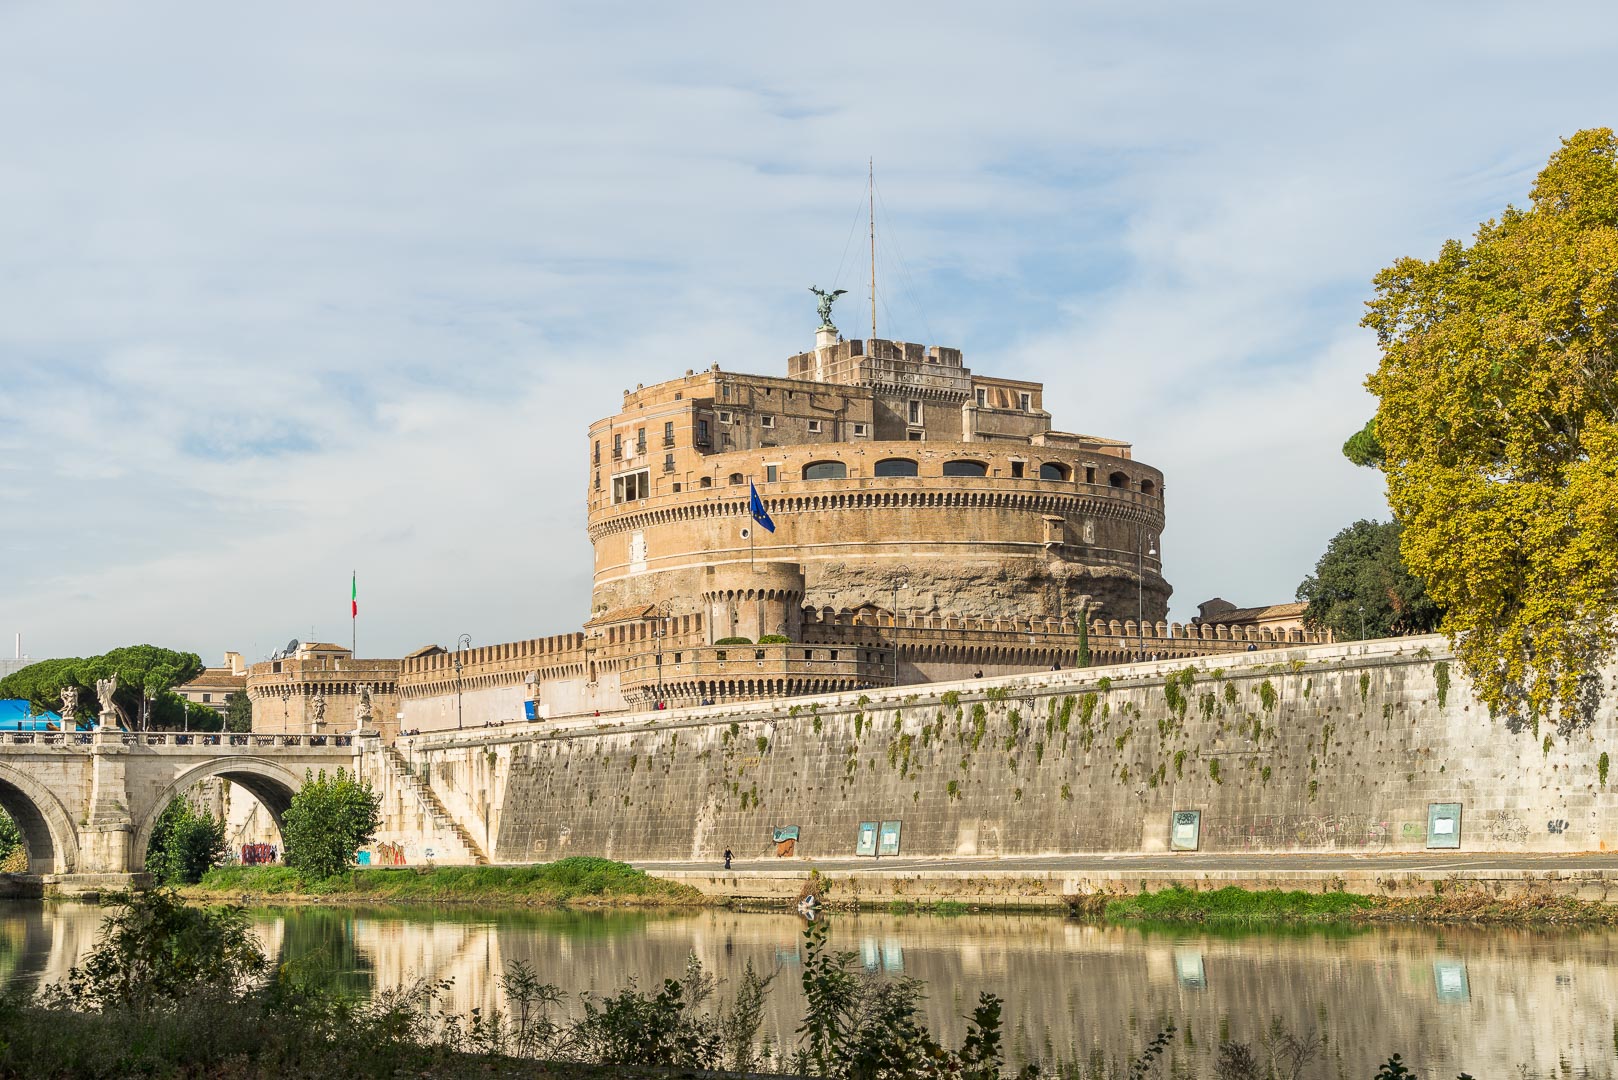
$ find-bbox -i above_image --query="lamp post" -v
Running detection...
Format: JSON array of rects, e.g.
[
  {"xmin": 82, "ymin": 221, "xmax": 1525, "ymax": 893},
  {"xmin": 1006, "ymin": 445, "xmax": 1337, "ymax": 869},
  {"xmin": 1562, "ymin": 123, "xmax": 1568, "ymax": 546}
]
[
  {"xmin": 454, "ymin": 633, "xmax": 471, "ymax": 730},
  {"xmin": 890, "ymin": 580, "xmax": 906, "ymax": 688},
  {"xmin": 652, "ymin": 614, "xmax": 667, "ymax": 709},
  {"xmin": 1137, "ymin": 526, "xmax": 1158, "ymax": 662}
]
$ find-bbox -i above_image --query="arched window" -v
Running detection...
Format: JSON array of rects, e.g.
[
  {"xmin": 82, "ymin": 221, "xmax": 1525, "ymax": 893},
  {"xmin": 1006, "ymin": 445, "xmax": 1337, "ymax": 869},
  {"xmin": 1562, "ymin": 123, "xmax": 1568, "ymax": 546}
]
[
  {"xmin": 943, "ymin": 460, "xmax": 988, "ymax": 477},
  {"xmin": 1039, "ymin": 462, "xmax": 1071, "ymax": 481},
  {"xmin": 1140, "ymin": 479, "xmax": 1156, "ymax": 495},
  {"xmin": 700, "ymin": 477, "xmax": 713, "ymax": 488},
  {"xmin": 729, "ymin": 472, "xmax": 745, "ymax": 485},
  {"xmin": 802, "ymin": 460, "xmax": 847, "ymax": 481},
  {"xmin": 873, "ymin": 458, "xmax": 919, "ymax": 477},
  {"xmin": 1108, "ymin": 471, "xmax": 1128, "ymax": 488}
]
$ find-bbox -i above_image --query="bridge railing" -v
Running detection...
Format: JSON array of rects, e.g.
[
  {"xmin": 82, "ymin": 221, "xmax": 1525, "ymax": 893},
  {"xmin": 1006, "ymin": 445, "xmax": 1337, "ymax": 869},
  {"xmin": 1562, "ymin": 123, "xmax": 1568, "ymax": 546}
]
[{"xmin": 0, "ymin": 731, "xmax": 355, "ymax": 748}]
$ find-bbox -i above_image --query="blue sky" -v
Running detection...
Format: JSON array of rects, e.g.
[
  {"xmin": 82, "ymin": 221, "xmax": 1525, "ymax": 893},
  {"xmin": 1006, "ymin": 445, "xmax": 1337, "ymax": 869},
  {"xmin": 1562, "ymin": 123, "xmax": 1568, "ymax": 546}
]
[{"xmin": 4, "ymin": 2, "xmax": 1618, "ymax": 663}]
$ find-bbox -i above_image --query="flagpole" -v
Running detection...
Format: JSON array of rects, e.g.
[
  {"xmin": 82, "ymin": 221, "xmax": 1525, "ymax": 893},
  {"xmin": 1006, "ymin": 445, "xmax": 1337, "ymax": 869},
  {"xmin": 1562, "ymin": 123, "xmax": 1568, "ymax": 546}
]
[
  {"xmin": 351, "ymin": 570, "xmax": 356, "ymax": 657},
  {"xmin": 749, "ymin": 478, "xmax": 755, "ymax": 569}
]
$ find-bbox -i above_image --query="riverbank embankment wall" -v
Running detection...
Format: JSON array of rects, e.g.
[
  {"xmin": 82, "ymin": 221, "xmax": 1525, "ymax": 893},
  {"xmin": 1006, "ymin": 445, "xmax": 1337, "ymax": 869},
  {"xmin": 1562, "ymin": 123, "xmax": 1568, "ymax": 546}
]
[{"xmin": 368, "ymin": 635, "xmax": 1618, "ymax": 863}]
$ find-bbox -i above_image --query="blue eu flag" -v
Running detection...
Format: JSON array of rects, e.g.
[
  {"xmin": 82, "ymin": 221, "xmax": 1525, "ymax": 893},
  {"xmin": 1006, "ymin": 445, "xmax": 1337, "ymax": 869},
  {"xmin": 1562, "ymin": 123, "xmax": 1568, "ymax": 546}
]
[{"xmin": 749, "ymin": 482, "xmax": 776, "ymax": 533}]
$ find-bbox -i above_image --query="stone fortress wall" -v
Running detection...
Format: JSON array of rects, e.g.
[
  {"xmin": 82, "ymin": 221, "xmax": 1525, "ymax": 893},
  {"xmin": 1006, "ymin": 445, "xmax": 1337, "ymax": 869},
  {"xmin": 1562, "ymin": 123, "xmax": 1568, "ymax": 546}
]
[{"xmin": 370, "ymin": 635, "xmax": 1618, "ymax": 865}]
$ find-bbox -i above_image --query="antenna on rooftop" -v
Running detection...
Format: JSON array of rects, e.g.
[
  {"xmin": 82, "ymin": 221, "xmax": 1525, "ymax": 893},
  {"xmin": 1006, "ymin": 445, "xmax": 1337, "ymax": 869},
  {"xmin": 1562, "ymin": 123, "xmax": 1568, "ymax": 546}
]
[{"xmin": 868, "ymin": 157, "xmax": 877, "ymax": 342}]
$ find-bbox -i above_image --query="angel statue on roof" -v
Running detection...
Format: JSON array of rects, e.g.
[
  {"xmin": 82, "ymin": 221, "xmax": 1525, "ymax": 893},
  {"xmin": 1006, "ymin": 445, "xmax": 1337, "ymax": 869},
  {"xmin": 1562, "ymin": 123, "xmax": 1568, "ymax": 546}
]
[{"xmin": 809, "ymin": 286, "xmax": 847, "ymax": 332}]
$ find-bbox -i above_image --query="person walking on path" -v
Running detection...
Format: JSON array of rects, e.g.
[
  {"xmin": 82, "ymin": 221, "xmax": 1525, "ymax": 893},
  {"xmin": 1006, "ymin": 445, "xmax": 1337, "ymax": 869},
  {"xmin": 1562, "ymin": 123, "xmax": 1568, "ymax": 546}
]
[{"xmin": 723, "ymin": 848, "xmax": 734, "ymax": 870}]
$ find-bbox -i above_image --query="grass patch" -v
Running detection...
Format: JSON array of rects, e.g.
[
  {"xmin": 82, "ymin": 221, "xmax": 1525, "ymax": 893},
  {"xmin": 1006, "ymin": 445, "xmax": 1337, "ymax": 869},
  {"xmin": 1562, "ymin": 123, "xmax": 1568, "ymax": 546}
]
[
  {"xmin": 1098, "ymin": 883, "xmax": 1618, "ymax": 927},
  {"xmin": 188, "ymin": 858, "xmax": 705, "ymax": 907},
  {"xmin": 1105, "ymin": 885, "xmax": 1376, "ymax": 923}
]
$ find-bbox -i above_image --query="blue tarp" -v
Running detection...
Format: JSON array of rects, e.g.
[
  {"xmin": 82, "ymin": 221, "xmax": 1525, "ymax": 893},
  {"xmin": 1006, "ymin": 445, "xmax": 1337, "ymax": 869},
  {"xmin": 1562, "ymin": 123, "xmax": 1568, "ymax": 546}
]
[{"xmin": 0, "ymin": 699, "xmax": 64, "ymax": 730}]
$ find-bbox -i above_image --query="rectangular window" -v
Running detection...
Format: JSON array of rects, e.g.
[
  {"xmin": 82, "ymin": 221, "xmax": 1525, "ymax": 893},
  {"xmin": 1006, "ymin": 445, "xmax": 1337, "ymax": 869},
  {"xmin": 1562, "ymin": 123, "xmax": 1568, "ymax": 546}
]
[
  {"xmin": 696, "ymin": 418, "xmax": 710, "ymax": 446},
  {"xmin": 760, "ymin": 415, "xmax": 775, "ymax": 428},
  {"xmin": 612, "ymin": 469, "xmax": 651, "ymax": 503},
  {"xmin": 975, "ymin": 388, "xmax": 987, "ymax": 407},
  {"xmin": 807, "ymin": 419, "xmax": 822, "ymax": 433},
  {"xmin": 907, "ymin": 400, "xmax": 921, "ymax": 424},
  {"xmin": 719, "ymin": 411, "xmax": 732, "ymax": 424},
  {"xmin": 635, "ymin": 428, "xmax": 646, "ymax": 453},
  {"xmin": 1019, "ymin": 392, "xmax": 1032, "ymax": 412},
  {"xmin": 1084, "ymin": 465, "xmax": 1096, "ymax": 485},
  {"xmin": 202, "ymin": 693, "xmax": 212, "ymax": 703},
  {"xmin": 853, "ymin": 423, "xmax": 867, "ymax": 437},
  {"xmin": 1010, "ymin": 461, "xmax": 1024, "ymax": 478},
  {"xmin": 612, "ymin": 433, "xmax": 622, "ymax": 458},
  {"xmin": 765, "ymin": 465, "xmax": 778, "ymax": 483},
  {"xmin": 908, "ymin": 431, "xmax": 923, "ymax": 441},
  {"xmin": 663, "ymin": 453, "xmax": 675, "ymax": 472},
  {"xmin": 722, "ymin": 384, "xmax": 730, "ymax": 399},
  {"xmin": 672, "ymin": 482, "xmax": 681, "ymax": 492},
  {"xmin": 593, "ymin": 440, "xmax": 600, "ymax": 464},
  {"xmin": 594, "ymin": 470, "xmax": 600, "ymax": 490},
  {"xmin": 663, "ymin": 421, "xmax": 674, "ymax": 446}
]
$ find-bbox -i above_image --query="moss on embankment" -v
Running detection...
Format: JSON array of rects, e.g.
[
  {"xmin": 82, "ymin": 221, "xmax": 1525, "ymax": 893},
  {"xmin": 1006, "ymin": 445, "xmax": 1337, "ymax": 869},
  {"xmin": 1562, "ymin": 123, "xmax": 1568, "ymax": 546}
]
[
  {"xmin": 183, "ymin": 857, "xmax": 709, "ymax": 908},
  {"xmin": 1078, "ymin": 884, "xmax": 1618, "ymax": 926}
]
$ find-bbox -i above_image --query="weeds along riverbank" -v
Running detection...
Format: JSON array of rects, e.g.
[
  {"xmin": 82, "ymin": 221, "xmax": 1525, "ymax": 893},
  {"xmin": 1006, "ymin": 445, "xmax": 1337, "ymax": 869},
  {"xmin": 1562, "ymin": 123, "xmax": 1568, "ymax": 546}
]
[
  {"xmin": 1078, "ymin": 884, "xmax": 1618, "ymax": 926},
  {"xmin": 182, "ymin": 858, "xmax": 710, "ymax": 907}
]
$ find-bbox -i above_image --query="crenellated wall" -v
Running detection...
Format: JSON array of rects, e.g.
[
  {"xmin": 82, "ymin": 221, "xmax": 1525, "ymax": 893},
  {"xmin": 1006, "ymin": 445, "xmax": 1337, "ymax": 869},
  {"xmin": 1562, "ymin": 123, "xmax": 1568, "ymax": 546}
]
[{"xmin": 381, "ymin": 636, "xmax": 1618, "ymax": 864}]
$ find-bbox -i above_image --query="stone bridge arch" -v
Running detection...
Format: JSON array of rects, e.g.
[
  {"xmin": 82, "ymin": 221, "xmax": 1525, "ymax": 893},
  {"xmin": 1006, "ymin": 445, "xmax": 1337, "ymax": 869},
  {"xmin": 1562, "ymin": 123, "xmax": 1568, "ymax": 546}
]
[
  {"xmin": 0, "ymin": 761, "xmax": 80, "ymax": 875},
  {"xmin": 130, "ymin": 757, "xmax": 306, "ymax": 872}
]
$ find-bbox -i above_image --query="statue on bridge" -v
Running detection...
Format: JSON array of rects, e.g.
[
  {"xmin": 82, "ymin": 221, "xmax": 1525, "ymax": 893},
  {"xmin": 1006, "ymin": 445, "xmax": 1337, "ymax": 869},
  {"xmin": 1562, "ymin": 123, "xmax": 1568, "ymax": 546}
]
[
  {"xmin": 94, "ymin": 675, "xmax": 123, "ymax": 729},
  {"xmin": 59, "ymin": 686, "xmax": 78, "ymax": 731},
  {"xmin": 354, "ymin": 685, "xmax": 374, "ymax": 732},
  {"xmin": 310, "ymin": 691, "xmax": 327, "ymax": 729}
]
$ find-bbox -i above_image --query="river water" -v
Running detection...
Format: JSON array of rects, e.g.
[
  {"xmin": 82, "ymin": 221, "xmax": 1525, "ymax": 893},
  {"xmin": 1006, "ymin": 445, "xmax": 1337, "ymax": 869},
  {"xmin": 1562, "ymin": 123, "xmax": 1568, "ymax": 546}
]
[{"xmin": 1, "ymin": 902, "xmax": 1613, "ymax": 1077}]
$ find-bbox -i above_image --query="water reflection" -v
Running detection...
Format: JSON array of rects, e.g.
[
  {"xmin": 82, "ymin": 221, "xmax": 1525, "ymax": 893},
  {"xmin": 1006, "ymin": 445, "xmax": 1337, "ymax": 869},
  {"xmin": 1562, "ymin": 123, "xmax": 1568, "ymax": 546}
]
[{"xmin": 1, "ymin": 903, "xmax": 1614, "ymax": 1077}]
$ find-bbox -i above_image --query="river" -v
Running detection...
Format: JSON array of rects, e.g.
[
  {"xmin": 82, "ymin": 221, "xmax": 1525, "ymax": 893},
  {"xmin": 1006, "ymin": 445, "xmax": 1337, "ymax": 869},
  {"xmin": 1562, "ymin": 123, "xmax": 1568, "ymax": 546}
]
[{"xmin": 0, "ymin": 902, "xmax": 1612, "ymax": 1077}]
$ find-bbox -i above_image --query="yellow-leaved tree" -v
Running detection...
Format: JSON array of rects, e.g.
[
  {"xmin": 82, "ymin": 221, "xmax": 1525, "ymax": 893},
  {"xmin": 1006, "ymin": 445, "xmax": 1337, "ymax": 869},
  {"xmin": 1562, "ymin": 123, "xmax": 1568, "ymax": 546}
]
[{"xmin": 1363, "ymin": 128, "xmax": 1618, "ymax": 735}]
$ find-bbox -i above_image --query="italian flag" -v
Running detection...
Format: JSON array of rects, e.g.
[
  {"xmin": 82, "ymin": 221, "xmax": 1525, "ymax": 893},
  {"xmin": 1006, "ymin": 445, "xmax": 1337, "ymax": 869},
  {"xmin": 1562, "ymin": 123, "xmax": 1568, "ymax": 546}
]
[{"xmin": 351, "ymin": 572, "xmax": 358, "ymax": 619}]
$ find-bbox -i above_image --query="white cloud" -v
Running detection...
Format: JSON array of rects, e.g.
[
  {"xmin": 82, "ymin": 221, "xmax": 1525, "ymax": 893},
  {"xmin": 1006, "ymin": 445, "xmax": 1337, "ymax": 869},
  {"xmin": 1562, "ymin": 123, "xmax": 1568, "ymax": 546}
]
[{"xmin": 3, "ymin": 1, "xmax": 1617, "ymax": 659}]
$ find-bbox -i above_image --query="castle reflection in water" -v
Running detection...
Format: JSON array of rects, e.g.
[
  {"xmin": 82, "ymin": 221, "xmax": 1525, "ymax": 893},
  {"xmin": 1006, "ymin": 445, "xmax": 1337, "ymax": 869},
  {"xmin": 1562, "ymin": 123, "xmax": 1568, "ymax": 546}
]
[{"xmin": 1, "ymin": 904, "xmax": 1612, "ymax": 1076}]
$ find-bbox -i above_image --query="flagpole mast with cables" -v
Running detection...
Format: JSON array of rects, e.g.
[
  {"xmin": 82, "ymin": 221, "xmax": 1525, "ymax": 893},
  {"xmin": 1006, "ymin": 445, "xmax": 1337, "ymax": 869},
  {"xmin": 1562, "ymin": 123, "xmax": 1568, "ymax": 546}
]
[
  {"xmin": 869, "ymin": 157, "xmax": 877, "ymax": 342},
  {"xmin": 350, "ymin": 570, "xmax": 356, "ymax": 657}
]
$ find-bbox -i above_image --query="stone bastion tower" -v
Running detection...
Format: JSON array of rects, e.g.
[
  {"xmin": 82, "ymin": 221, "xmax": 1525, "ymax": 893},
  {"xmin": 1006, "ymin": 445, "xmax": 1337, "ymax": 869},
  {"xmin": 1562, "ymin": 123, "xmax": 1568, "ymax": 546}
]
[{"xmin": 585, "ymin": 328, "xmax": 1170, "ymax": 648}]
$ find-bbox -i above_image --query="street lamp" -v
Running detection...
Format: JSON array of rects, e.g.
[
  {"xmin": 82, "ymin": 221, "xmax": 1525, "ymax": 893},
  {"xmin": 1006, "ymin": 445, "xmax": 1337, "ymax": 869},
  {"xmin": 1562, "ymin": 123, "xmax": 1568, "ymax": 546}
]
[
  {"xmin": 890, "ymin": 580, "xmax": 906, "ymax": 688},
  {"xmin": 652, "ymin": 613, "xmax": 667, "ymax": 709},
  {"xmin": 1137, "ymin": 527, "xmax": 1158, "ymax": 662},
  {"xmin": 454, "ymin": 633, "xmax": 471, "ymax": 729}
]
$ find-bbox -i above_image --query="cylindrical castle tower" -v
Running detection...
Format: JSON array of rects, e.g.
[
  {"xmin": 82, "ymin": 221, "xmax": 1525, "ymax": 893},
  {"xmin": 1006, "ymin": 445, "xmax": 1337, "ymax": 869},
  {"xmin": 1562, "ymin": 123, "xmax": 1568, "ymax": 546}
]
[{"xmin": 585, "ymin": 336, "xmax": 1169, "ymax": 637}]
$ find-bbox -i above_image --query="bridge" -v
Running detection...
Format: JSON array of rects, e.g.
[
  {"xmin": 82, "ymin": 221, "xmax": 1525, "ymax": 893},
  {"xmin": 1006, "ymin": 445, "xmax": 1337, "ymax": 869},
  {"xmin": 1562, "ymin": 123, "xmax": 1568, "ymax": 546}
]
[{"xmin": 0, "ymin": 728, "xmax": 355, "ymax": 893}]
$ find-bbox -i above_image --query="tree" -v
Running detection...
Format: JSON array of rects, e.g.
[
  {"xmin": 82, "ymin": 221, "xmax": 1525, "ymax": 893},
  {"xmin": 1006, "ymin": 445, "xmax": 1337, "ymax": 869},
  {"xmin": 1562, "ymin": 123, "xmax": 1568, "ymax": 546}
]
[
  {"xmin": 1360, "ymin": 128, "xmax": 1618, "ymax": 733},
  {"xmin": 281, "ymin": 769, "xmax": 382, "ymax": 880},
  {"xmin": 225, "ymin": 692, "xmax": 253, "ymax": 733},
  {"xmin": 0, "ymin": 809, "xmax": 24, "ymax": 872},
  {"xmin": 145, "ymin": 796, "xmax": 228, "ymax": 885},
  {"xmin": 1297, "ymin": 520, "xmax": 1440, "ymax": 640},
  {"xmin": 0, "ymin": 646, "xmax": 203, "ymax": 729}
]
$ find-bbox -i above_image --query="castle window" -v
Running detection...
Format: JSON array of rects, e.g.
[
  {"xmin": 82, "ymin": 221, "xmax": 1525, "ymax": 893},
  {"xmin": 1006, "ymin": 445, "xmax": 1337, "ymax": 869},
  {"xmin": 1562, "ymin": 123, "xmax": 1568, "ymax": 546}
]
[
  {"xmin": 593, "ymin": 440, "xmax": 600, "ymax": 464},
  {"xmin": 612, "ymin": 434, "xmax": 622, "ymax": 459},
  {"xmin": 1040, "ymin": 462, "xmax": 1071, "ymax": 481},
  {"xmin": 907, "ymin": 431, "xmax": 923, "ymax": 441},
  {"xmin": 1010, "ymin": 460, "xmax": 1025, "ymax": 478},
  {"xmin": 853, "ymin": 423, "xmax": 868, "ymax": 437},
  {"xmin": 722, "ymin": 384, "xmax": 730, "ymax": 399},
  {"xmin": 1140, "ymin": 479, "xmax": 1156, "ymax": 495},
  {"xmin": 719, "ymin": 411, "xmax": 732, "ymax": 424},
  {"xmin": 663, "ymin": 454, "xmax": 675, "ymax": 473},
  {"xmin": 1084, "ymin": 465, "xmax": 1096, "ymax": 485},
  {"xmin": 729, "ymin": 473, "xmax": 745, "ymax": 485},
  {"xmin": 807, "ymin": 419, "xmax": 822, "ymax": 433},
  {"xmin": 975, "ymin": 387, "xmax": 987, "ymax": 407},
  {"xmin": 700, "ymin": 477, "xmax": 713, "ymax": 488},
  {"xmin": 672, "ymin": 482, "xmax": 681, "ymax": 492},
  {"xmin": 907, "ymin": 400, "xmax": 922, "ymax": 424},
  {"xmin": 635, "ymin": 428, "xmax": 647, "ymax": 454},
  {"xmin": 696, "ymin": 418, "xmax": 710, "ymax": 446},
  {"xmin": 663, "ymin": 421, "xmax": 674, "ymax": 447},
  {"xmin": 1108, "ymin": 471, "xmax": 1128, "ymax": 488},
  {"xmin": 803, "ymin": 460, "xmax": 847, "ymax": 481},
  {"xmin": 943, "ymin": 460, "xmax": 988, "ymax": 477},
  {"xmin": 202, "ymin": 693, "xmax": 211, "ymax": 703},
  {"xmin": 613, "ymin": 469, "xmax": 651, "ymax": 503},
  {"xmin": 594, "ymin": 470, "xmax": 600, "ymax": 490},
  {"xmin": 760, "ymin": 415, "xmax": 775, "ymax": 428},
  {"xmin": 765, "ymin": 465, "xmax": 779, "ymax": 483},
  {"xmin": 873, "ymin": 458, "xmax": 919, "ymax": 477},
  {"xmin": 1019, "ymin": 392, "xmax": 1032, "ymax": 411}
]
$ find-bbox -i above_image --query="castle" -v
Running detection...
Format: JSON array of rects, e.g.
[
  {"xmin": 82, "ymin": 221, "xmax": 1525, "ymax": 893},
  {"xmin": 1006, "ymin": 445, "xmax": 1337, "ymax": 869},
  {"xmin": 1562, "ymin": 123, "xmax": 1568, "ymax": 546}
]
[{"xmin": 247, "ymin": 323, "xmax": 1328, "ymax": 737}]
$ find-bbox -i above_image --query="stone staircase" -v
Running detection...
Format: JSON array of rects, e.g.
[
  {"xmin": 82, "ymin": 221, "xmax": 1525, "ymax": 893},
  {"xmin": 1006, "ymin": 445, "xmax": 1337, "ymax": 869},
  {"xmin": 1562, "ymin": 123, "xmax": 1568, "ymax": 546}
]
[{"xmin": 381, "ymin": 745, "xmax": 489, "ymax": 865}]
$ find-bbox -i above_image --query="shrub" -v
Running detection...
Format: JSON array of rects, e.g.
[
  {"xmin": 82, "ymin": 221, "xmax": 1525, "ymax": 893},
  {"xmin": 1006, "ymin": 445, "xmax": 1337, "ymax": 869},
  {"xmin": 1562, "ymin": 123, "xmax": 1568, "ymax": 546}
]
[
  {"xmin": 282, "ymin": 768, "xmax": 382, "ymax": 880},
  {"xmin": 714, "ymin": 636, "xmax": 753, "ymax": 646},
  {"xmin": 758, "ymin": 634, "xmax": 791, "ymax": 644},
  {"xmin": 145, "ymin": 796, "xmax": 227, "ymax": 885}
]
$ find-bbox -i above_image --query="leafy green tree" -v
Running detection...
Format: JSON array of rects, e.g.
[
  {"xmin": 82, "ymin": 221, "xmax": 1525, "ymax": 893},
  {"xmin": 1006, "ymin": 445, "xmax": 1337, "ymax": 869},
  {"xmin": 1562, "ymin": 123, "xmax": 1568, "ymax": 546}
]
[
  {"xmin": 1296, "ymin": 520, "xmax": 1440, "ymax": 640},
  {"xmin": 225, "ymin": 692, "xmax": 253, "ymax": 733},
  {"xmin": 281, "ymin": 769, "xmax": 382, "ymax": 880},
  {"xmin": 1360, "ymin": 128, "xmax": 1618, "ymax": 733},
  {"xmin": 145, "ymin": 796, "xmax": 228, "ymax": 885},
  {"xmin": 0, "ymin": 645, "xmax": 203, "ymax": 729},
  {"xmin": 0, "ymin": 809, "xmax": 24, "ymax": 870}
]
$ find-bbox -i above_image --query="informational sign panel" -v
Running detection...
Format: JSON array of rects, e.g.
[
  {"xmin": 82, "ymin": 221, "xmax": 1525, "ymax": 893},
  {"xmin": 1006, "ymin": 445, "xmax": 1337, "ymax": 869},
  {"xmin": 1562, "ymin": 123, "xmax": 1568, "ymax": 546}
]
[
  {"xmin": 878, "ymin": 820, "xmax": 902, "ymax": 857},
  {"xmin": 1433, "ymin": 960, "xmax": 1470, "ymax": 1003},
  {"xmin": 524, "ymin": 700, "xmax": 539, "ymax": 721},
  {"xmin": 1170, "ymin": 810, "xmax": 1201, "ymax": 851},
  {"xmin": 1427, "ymin": 802, "xmax": 1463, "ymax": 849},
  {"xmin": 855, "ymin": 821, "xmax": 878, "ymax": 857},
  {"xmin": 772, "ymin": 826, "xmax": 799, "ymax": 843}
]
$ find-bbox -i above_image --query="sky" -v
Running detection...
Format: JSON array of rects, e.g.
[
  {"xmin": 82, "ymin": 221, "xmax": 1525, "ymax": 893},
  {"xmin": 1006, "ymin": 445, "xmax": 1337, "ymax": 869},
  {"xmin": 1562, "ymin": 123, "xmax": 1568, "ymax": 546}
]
[{"xmin": 3, "ymin": 2, "xmax": 1618, "ymax": 664}]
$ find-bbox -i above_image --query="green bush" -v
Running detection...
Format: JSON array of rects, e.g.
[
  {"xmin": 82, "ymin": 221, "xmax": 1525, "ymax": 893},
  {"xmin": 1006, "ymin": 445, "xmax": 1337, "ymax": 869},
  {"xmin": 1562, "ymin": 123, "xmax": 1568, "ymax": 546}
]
[
  {"xmin": 145, "ymin": 796, "xmax": 227, "ymax": 885},
  {"xmin": 282, "ymin": 768, "xmax": 382, "ymax": 880},
  {"xmin": 758, "ymin": 634, "xmax": 791, "ymax": 644},
  {"xmin": 714, "ymin": 636, "xmax": 753, "ymax": 646}
]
